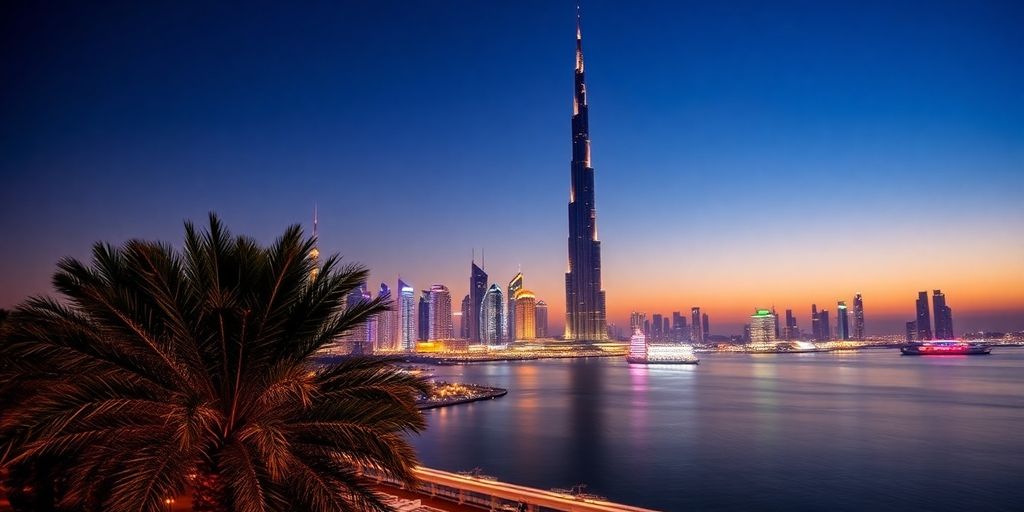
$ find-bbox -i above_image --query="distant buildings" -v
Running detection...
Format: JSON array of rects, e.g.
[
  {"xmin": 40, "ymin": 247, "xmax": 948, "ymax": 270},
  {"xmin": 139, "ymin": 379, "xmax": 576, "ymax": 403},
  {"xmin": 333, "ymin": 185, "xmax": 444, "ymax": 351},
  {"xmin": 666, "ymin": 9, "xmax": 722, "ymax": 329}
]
[
  {"xmin": 535, "ymin": 300, "xmax": 548, "ymax": 338},
  {"xmin": 915, "ymin": 291, "xmax": 933, "ymax": 341},
  {"xmin": 784, "ymin": 309, "xmax": 798, "ymax": 340},
  {"xmin": 702, "ymin": 313, "xmax": 710, "ymax": 342},
  {"xmin": 514, "ymin": 289, "xmax": 537, "ymax": 340},
  {"xmin": 672, "ymin": 311, "xmax": 688, "ymax": 342},
  {"xmin": 749, "ymin": 309, "xmax": 777, "ymax": 346},
  {"xmin": 811, "ymin": 304, "xmax": 831, "ymax": 341},
  {"xmin": 905, "ymin": 321, "xmax": 917, "ymax": 342},
  {"xmin": 398, "ymin": 279, "xmax": 416, "ymax": 352},
  {"xmin": 630, "ymin": 312, "xmax": 646, "ymax": 335},
  {"xmin": 460, "ymin": 294, "xmax": 471, "ymax": 339},
  {"xmin": 652, "ymin": 313, "xmax": 663, "ymax": 340},
  {"xmin": 428, "ymin": 284, "xmax": 453, "ymax": 340},
  {"xmin": 481, "ymin": 284, "xmax": 504, "ymax": 344},
  {"xmin": 853, "ymin": 293, "xmax": 865, "ymax": 339},
  {"xmin": 837, "ymin": 301, "xmax": 850, "ymax": 340},
  {"xmin": 908, "ymin": 290, "xmax": 955, "ymax": 342}
]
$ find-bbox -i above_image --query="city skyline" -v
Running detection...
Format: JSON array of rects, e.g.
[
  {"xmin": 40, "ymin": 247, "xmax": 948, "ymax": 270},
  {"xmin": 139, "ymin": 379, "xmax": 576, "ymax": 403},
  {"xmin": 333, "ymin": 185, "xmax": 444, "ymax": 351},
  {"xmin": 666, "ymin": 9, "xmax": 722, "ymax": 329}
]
[{"xmin": 2, "ymin": 1, "xmax": 1023, "ymax": 335}]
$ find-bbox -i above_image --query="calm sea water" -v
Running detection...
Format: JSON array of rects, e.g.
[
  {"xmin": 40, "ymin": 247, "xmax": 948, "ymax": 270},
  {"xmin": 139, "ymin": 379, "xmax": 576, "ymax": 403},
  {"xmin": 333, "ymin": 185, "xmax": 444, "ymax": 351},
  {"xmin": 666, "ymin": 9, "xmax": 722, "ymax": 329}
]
[{"xmin": 409, "ymin": 348, "xmax": 1024, "ymax": 511}]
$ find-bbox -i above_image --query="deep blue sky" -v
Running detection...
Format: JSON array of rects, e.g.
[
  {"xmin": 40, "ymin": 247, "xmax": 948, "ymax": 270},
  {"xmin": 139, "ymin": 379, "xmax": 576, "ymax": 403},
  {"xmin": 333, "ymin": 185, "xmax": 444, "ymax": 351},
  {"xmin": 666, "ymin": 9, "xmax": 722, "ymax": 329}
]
[{"xmin": 2, "ymin": 1, "xmax": 1023, "ymax": 334}]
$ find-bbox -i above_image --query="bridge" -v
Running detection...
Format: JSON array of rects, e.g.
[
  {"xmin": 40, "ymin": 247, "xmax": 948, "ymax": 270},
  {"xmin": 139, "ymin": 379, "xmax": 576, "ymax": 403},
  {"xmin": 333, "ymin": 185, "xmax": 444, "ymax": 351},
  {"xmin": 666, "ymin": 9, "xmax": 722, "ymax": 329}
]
[{"xmin": 371, "ymin": 466, "xmax": 659, "ymax": 512}]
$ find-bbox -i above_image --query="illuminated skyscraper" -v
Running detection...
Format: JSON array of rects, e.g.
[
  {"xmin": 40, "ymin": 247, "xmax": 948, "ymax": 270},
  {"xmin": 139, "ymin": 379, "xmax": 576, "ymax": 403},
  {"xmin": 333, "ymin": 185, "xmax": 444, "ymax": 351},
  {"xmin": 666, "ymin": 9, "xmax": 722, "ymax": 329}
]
[
  {"xmin": 564, "ymin": 7, "xmax": 608, "ymax": 342},
  {"xmin": 691, "ymin": 307, "xmax": 702, "ymax": 343},
  {"xmin": 428, "ymin": 284, "xmax": 453, "ymax": 340},
  {"xmin": 749, "ymin": 309, "xmax": 778, "ymax": 347},
  {"xmin": 818, "ymin": 309, "xmax": 831, "ymax": 341},
  {"xmin": 469, "ymin": 262, "xmax": 488, "ymax": 342},
  {"xmin": 514, "ymin": 289, "xmax": 537, "ymax": 340},
  {"xmin": 398, "ymin": 279, "xmax": 415, "ymax": 352},
  {"xmin": 507, "ymin": 272, "xmax": 524, "ymax": 341},
  {"xmin": 837, "ymin": 301, "xmax": 850, "ymax": 340},
  {"xmin": 933, "ymin": 289, "xmax": 954, "ymax": 339},
  {"xmin": 376, "ymin": 283, "xmax": 394, "ymax": 351},
  {"xmin": 915, "ymin": 291, "xmax": 933, "ymax": 341},
  {"xmin": 535, "ymin": 300, "xmax": 548, "ymax": 338},
  {"xmin": 853, "ymin": 293, "xmax": 865, "ymax": 339},
  {"xmin": 481, "ymin": 284, "xmax": 504, "ymax": 345}
]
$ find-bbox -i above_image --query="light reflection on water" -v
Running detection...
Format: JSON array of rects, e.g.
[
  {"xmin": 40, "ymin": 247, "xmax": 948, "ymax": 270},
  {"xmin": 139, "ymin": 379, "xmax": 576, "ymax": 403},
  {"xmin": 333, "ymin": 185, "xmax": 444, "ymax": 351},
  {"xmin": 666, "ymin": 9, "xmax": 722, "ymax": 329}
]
[{"xmin": 410, "ymin": 349, "xmax": 1024, "ymax": 511}]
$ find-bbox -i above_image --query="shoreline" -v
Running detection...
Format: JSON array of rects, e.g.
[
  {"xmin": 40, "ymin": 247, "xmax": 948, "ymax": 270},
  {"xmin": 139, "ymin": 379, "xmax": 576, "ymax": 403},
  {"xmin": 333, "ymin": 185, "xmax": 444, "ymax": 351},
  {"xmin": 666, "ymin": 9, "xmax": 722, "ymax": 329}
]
[{"xmin": 417, "ymin": 386, "xmax": 508, "ymax": 410}]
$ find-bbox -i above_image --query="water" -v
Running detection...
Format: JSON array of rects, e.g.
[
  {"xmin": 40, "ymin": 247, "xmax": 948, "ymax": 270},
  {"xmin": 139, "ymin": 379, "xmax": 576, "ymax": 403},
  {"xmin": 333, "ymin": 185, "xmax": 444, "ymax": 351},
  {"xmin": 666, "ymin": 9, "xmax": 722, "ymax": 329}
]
[{"xmin": 409, "ymin": 348, "xmax": 1024, "ymax": 511}]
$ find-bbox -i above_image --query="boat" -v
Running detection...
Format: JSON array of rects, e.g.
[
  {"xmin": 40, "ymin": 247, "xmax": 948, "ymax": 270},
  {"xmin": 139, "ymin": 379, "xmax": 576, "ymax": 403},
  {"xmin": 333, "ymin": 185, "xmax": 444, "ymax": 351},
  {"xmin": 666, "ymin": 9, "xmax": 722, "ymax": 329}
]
[
  {"xmin": 625, "ymin": 329, "xmax": 700, "ymax": 365},
  {"xmin": 900, "ymin": 340, "xmax": 991, "ymax": 356}
]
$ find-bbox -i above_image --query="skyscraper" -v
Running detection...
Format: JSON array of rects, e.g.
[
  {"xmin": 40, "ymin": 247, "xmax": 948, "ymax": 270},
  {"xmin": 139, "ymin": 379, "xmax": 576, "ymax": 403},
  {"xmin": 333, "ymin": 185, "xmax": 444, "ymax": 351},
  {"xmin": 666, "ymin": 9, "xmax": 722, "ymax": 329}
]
[
  {"xmin": 417, "ymin": 290, "xmax": 430, "ymax": 342},
  {"xmin": 915, "ymin": 291, "xmax": 933, "ymax": 341},
  {"xmin": 772, "ymin": 306, "xmax": 780, "ymax": 339},
  {"xmin": 376, "ymin": 283, "xmax": 394, "ymax": 351},
  {"xmin": 811, "ymin": 304, "xmax": 820, "ymax": 340},
  {"xmin": 564, "ymin": 8, "xmax": 607, "ymax": 342},
  {"xmin": 905, "ymin": 320, "xmax": 917, "ymax": 342},
  {"xmin": 343, "ymin": 281, "xmax": 372, "ymax": 354},
  {"xmin": 460, "ymin": 294, "xmax": 471, "ymax": 339},
  {"xmin": 671, "ymin": 311, "xmax": 687, "ymax": 342},
  {"xmin": 749, "ymin": 309, "xmax": 777, "ymax": 346},
  {"xmin": 691, "ymin": 307, "xmax": 702, "ymax": 343},
  {"xmin": 852, "ymin": 293, "xmax": 865, "ymax": 339},
  {"xmin": 652, "ymin": 313, "xmax": 663, "ymax": 340},
  {"xmin": 784, "ymin": 309, "xmax": 798, "ymax": 340},
  {"xmin": 702, "ymin": 313, "xmax": 709, "ymax": 342},
  {"xmin": 536, "ymin": 300, "xmax": 549, "ymax": 338},
  {"xmin": 398, "ymin": 279, "xmax": 415, "ymax": 352},
  {"xmin": 507, "ymin": 272, "xmax": 524, "ymax": 341},
  {"xmin": 837, "ymin": 300, "xmax": 850, "ymax": 340},
  {"xmin": 481, "ymin": 284, "xmax": 504, "ymax": 345},
  {"xmin": 818, "ymin": 309, "xmax": 831, "ymax": 341},
  {"xmin": 933, "ymin": 289, "xmax": 954, "ymax": 339},
  {"xmin": 428, "ymin": 284, "xmax": 453, "ymax": 340},
  {"xmin": 630, "ymin": 312, "xmax": 646, "ymax": 334},
  {"xmin": 514, "ymin": 289, "xmax": 537, "ymax": 340},
  {"xmin": 469, "ymin": 262, "xmax": 488, "ymax": 342}
]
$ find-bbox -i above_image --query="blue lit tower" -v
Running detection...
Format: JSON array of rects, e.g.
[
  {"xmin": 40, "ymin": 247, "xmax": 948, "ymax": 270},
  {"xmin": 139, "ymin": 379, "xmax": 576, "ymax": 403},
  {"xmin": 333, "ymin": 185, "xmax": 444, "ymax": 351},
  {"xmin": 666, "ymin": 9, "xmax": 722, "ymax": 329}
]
[
  {"xmin": 837, "ymin": 300, "xmax": 850, "ymax": 340},
  {"xmin": 481, "ymin": 284, "xmax": 504, "ymax": 345},
  {"xmin": 564, "ymin": 5, "xmax": 608, "ymax": 341},
  {"xmin": 397, "ymin": 279, "xmax": 416, "ymax": 352}
]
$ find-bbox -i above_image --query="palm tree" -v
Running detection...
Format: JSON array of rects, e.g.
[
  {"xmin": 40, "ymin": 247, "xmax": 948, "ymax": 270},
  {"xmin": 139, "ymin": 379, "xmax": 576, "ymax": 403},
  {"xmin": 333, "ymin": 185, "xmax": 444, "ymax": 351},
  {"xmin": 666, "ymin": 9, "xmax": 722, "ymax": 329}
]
[{"xmin": 0, "ymin": 214, "xmax": 428, "ymax": 512}]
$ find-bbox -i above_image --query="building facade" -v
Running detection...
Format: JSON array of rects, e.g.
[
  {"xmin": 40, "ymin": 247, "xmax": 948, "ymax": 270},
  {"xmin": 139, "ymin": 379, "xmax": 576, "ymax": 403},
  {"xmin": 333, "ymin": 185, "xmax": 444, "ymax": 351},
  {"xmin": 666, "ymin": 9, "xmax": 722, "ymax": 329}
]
[
  {"xmin": 915, "ymin": 291, "xmax": 933, "ymax": 341},
  {"xmin": 469, "ymin": 262, "xmax": 488, "ymax": 342},
  {"xmin": 514, "ymin": 289, "xmax": 537, "ymax": 340},
  {"xmin": 507, "ymin": 272, "xmax": 523, "ymax": 341},
  {"xmin": 837, "ymin": 300, "xmax": 850, "ymax": 340},
  {"xmin": 749, "ymin": 309, "xmax": 778, "ymax": 347},
  {"xmin": 535, "ymin": 300, "xmax": 548, "ymax": 338},
  {"xmin": 428, "ymin": 284, "xmax": 453, "ymax": 340},
  {"xmin": 398, "ymin": 279, "xmax": 416, "ymax": 352},
  {"xmin": 852, "ymin": 293, "xmax": 865, "ymax": 339},
  {"xmin": 481, "ymin": 284, "xmax": 504, "ymax": 345}
]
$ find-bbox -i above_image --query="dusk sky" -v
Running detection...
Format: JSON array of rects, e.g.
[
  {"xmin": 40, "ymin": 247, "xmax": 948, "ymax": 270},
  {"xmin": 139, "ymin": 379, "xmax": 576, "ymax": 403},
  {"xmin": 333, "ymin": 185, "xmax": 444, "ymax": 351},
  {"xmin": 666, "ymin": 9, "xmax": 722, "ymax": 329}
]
[{"xmin": 2, "ymin": 1, "xmax": 1022, "ymax": 335}]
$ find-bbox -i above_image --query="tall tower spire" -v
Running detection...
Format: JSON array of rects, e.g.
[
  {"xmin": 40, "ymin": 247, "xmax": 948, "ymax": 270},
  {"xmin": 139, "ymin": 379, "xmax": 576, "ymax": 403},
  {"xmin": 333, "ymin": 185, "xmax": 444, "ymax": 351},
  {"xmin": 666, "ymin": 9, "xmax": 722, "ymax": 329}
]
[{"xmin": 565, "ymin": 3, "xmax": 607, "ymax": 341}]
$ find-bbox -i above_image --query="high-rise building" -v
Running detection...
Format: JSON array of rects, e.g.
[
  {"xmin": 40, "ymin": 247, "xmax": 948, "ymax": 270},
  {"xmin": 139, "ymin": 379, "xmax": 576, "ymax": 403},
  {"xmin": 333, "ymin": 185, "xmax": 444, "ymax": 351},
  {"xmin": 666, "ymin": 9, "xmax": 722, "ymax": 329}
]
[
  {"xmin": 536, "ymin": 300, "xmax": 549, "ymax": 338},
  {"xmin": 344, "ymin": 281, "xmax": 372, "ymax": 354},
  {"xmin": 933, "ymin": 289, "xmax": 954, "ymax": 339},
  {"xmin": 469, "ymin": 262, "xmax": 488, "ymax": 342},
  {"xmin": 428, "ymin": 284, "xmax": 453, "ymax": 340},
  {"xmin": 481, "ymin": 284, "xmax": 504, "ymax": 345},
  {"xmin": 915, "ymin": 291, "xmax": 933, "ymax": 341},
  {"xmin": 417, "ymin": 290, "xmax": 430, "ymax": 342},
  {"xmin": 702, "ymin": 313, "xmax": 710, "ymax": 342},
  {"xmin": 514, "ymin": 289, "xmax": 537, "ymax": 340},
  {"xmin": 376, "ymin": 283, "xmax": 394, "ymax": 351},
  {"xmin": 671, "ymin": 311, "xmax": 687, "ymax": 342},
  {"xmin": 749, "ymin": 309, "xmax": 777, "ymax": 346},
  {"xmin": 818, "ymin": 310, "xmax": 831, "ymax": 341},
  {"xmin": 652, "ymin": 314, "xmax": 663, "ymax": 340},
  {"xmin": 811, "ymin": 304, "xmax": 820, "ymax": 340},
  {"xmin": 691, "ymin": 307, "xmax": 702, "ymax": 343},
  {"xmin": 784, "ymin": 309, "xmax": 798, "ymax": 340},
  {"xmin": 460, "ymin": 294, "xmax": 471, "ymax": 339},
  {"xmin": 905, "ymin": 320, "xmax": 917, "ymax": 342},
  {"xmin": 630, "ymin": 312, "xmax": 646, "ymax": 334},
  {"xmin": 772, "ymin": 307, "xmax": 780, "ymax": 339},
  {"xmin": 564, "ymin": 9, "xmax": 608, "ymax": 342},
  {"xmin": 398, "ymin": 279, "xmax": 416, "ymax": 352},
  {"xmin": 837, "ymin": 301, "xmax": 850, "ymax": 340},
  {"xmin": 853, "ymin": 293, "xmax": 865, "ymax": 339},
  {"xmin": 507, "ymin": 272, "xmax": 524, "ymax": 341}
]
